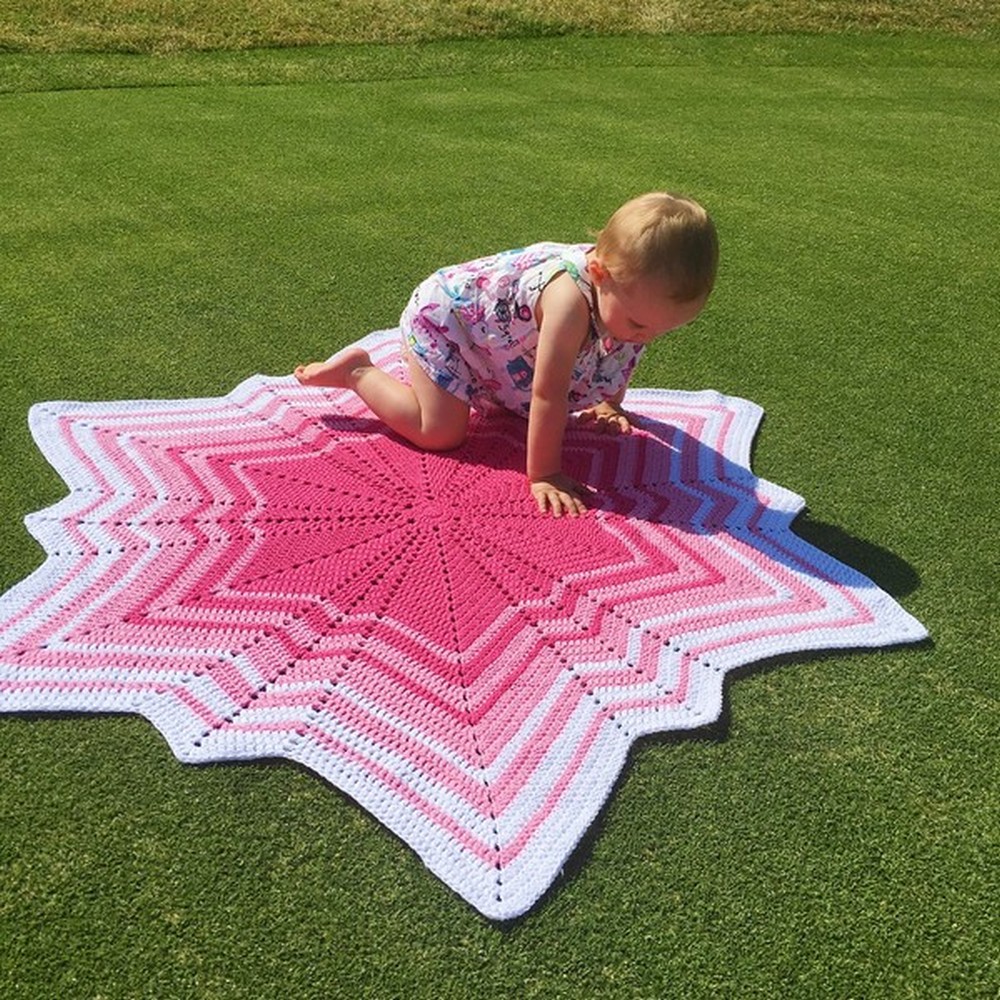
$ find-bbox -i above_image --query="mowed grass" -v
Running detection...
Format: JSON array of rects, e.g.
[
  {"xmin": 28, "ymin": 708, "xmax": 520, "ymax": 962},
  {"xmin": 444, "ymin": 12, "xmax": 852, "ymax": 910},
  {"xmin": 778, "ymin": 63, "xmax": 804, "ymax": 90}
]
[{"xmin": 1, "ymin": 8, "xmax": 998, "ymax": 1000}]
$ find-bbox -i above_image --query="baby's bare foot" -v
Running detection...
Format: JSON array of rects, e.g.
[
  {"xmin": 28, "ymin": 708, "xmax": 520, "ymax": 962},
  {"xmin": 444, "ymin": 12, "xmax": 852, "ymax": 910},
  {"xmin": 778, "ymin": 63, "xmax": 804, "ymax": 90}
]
[{"xmin": 294, "ymin": 347, "xmax": 372, "ymax": 388}]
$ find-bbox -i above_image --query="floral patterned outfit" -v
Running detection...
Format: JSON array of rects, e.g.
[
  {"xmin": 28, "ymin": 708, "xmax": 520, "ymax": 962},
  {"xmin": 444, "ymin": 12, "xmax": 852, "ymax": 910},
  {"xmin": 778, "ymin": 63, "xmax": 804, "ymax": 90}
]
[{"xmin": 401, "ymin": 242, "xmax": 645, "ymax": 418}]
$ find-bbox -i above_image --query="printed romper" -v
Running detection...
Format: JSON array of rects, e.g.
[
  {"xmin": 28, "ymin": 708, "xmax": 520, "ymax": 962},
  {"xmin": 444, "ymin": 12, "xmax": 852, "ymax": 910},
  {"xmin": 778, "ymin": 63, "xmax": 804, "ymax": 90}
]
[{"xmin": 400, "ymin": 242, "xmax": 645, "ymax": 418}]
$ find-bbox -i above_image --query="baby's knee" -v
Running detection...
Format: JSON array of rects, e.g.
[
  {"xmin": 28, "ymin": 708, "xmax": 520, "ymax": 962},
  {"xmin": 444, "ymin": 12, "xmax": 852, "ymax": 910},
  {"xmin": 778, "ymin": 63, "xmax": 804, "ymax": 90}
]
[{"xmin": 420, "ymin": 426, "xmax": 468, "ymax": 452}]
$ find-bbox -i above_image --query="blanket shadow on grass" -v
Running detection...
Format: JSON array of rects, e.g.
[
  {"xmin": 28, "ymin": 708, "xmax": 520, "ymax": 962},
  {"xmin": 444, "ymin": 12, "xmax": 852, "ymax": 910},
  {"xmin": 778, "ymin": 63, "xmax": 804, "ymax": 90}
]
[
  {"xmin": 789, "ymin": 516, "xmax": 921, "ymax": 598},
  {"xmin": 620, "ymin": 412, "xmax": 925, "ymax": 593}
]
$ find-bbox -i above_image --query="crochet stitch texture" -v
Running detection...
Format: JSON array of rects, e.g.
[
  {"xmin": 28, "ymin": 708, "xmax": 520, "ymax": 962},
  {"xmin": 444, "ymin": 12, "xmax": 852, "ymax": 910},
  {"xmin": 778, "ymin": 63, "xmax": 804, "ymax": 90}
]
[{"xmin": 0, "ymin": 329, "xmax": 927, "ymax": 919}]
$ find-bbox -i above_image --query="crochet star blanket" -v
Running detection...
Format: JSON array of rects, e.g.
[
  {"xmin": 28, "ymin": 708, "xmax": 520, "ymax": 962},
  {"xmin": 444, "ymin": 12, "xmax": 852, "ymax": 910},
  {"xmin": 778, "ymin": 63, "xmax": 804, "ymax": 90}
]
[{"xmin": 0, "ymin": 329, "xmax": 926, "ymax": 919}]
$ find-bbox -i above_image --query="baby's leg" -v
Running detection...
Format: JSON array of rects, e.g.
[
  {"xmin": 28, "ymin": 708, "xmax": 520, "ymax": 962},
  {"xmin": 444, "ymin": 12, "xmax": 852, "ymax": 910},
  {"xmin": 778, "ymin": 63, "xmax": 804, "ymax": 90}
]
[
  {"xmin": 388, "ymin": 353, "xmax": 470, "ymax": 450},
  {"xmin": 296, "ymin": 345, "xmax": 469, "ymax": 451}
]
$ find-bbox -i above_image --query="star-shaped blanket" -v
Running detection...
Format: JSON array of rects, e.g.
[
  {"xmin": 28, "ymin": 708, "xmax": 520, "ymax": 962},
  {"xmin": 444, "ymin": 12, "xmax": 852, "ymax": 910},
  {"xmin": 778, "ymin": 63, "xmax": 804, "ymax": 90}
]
[{"xmin": 0, "ymin": 329, "xmax": 926, "ymax": 919}]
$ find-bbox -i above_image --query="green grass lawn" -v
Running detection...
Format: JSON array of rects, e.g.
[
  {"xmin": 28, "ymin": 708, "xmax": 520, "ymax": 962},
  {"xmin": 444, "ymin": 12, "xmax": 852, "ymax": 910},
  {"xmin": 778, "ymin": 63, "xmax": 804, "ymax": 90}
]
[{"xmin": 1, "ymin": 19, "xmax": 998, "ymax": 1000}]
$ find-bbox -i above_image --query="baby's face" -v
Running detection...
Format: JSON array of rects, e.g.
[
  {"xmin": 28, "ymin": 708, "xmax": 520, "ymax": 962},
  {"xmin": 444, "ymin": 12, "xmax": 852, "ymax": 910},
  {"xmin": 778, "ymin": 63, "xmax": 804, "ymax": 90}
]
[{"xmin": 594, "ymin": 272, "xmax": 705, "ymax": 345}]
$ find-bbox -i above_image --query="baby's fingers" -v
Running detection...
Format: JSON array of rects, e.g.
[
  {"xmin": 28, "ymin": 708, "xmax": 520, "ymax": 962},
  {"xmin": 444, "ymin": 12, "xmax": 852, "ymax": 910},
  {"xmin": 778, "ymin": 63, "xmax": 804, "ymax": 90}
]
[
  {"xmin": 537, "ymin": 490, "xmax": 569, "ymax": 518},
  {"xmin": 595, "ymin": 415, "xmax": 628, "ymax": 435},
  {"xmin": 576, "ymin": 408, "xmax": 632, "ymax": 435},
  {"xmin": 534, "ymin": 486, "xmax": 586, "ymax": 518},
  {"xmin": 553, "ymin": 495, "xmax": 585, "ymax": 518}
]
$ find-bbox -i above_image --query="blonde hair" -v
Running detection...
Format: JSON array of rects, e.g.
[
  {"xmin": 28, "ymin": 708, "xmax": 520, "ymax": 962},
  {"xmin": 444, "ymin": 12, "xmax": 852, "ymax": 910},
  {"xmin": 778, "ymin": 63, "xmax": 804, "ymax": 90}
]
[{"xmin": 595, "ymin": 192, "xmax": 718, "ymax": 302}]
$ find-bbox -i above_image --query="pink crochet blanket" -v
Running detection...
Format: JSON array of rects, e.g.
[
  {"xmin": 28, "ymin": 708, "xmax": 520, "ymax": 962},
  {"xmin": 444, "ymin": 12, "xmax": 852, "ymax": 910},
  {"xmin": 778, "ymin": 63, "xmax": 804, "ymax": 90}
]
[{"xmin": 0, "ymin": 329, "xmax": 926, "ymax": 919}]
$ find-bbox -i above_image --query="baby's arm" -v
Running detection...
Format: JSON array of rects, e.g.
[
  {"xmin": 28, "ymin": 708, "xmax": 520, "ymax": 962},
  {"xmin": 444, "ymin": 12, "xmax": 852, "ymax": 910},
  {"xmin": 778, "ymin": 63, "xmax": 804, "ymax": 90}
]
[{"xmin": 527, "ymin": 274, "xmax": 592, "ymax": 517}]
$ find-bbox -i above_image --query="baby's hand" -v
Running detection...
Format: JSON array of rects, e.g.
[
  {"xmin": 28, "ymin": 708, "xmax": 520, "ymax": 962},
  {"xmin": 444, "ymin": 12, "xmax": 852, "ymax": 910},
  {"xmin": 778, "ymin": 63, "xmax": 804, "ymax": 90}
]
[
  {"xmin": 530, "ymin": 473, "xmax": 590, "ymax": 518},
  {"xmin": 576, "ymin": 400, "xmax": 633, "ymax": 435}
]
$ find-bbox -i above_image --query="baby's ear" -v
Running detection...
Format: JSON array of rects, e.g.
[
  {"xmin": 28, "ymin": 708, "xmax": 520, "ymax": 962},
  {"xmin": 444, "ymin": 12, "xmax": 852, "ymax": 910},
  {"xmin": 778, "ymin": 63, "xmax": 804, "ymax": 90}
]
[{"xmin": 587, "ymin": 256, "xmax": 610, "ymax": 284}]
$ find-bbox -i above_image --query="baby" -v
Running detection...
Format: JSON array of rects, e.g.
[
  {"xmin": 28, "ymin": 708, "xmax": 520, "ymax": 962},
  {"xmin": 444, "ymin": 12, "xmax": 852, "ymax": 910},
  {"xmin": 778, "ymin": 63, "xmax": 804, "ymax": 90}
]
[{"xmin": 295, "ymin": 192, "xmax": 718, "ymax": 517}]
